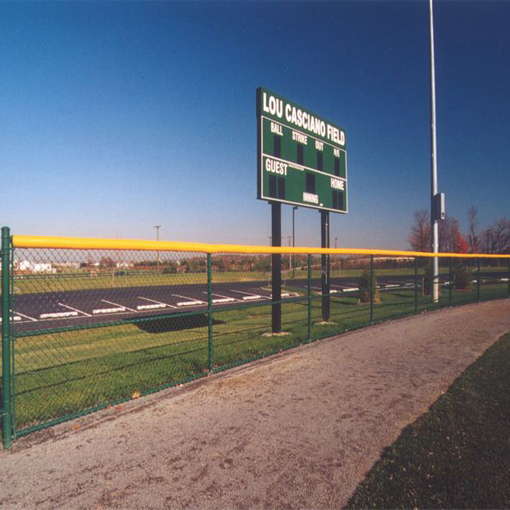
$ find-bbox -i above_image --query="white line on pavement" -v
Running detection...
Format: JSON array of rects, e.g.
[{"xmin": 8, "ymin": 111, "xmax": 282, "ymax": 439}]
[
  {"xmin": 14, "ymin": 311, "xmax": 39, "ymax": 322},
  {"xmin": 40, "ymin": 311, "xmax": 79, "ymax": 319},
  {"xmin": 101, "ymin": 299, "xmax": 137, "ymax": 312},
  {"xmin": 138, "ymin": 296, "xmax": 177, "ymax": 309},
  {"xmin": 172, "ymin": 294, "xmax": 205, "ymax": 306},
  {"xmin": 58, "ymin": 302, "xmax": 92, "ymax": 317},
  {"xmin": 0, "ymin": 317, "xmax": 22, "ymax": 323},
  {"xmin": 137, "ymin": 304, "xmax": 166, "ymax": 310},
  {"xmin": 202, "ymin": 292, "xmax": 237, "ymax": 303},
  {"xmin": 230, "ymin": 289, "xmax": 266, "ymax": 300},
  {"xmin": 93, "ymin": 307, "xmax": 125, "ymax": 315}
]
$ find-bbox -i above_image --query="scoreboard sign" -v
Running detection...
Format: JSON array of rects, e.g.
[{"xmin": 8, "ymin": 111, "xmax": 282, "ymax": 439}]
[{"xmin": 257, "ymin": 87, "xmax": 348, "ymax": 213}]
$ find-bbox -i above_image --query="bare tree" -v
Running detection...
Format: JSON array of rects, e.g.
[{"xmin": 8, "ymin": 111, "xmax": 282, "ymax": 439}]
[
  {"xmin": 482, "ymin": 219, "xmax": 510, "ymax": 254},
  {"xmin": 410, "ymin": 210, "xmax": 469, "ymax": 254},
  {"xmin": 438, "ymin": 216, "xmax": 462, "ymax": 253},
  {"xmin": 408, "ymin": 210, "xmax": 430, "ymax": 251},
  {"xmin": 468, "ymin": 206, "xmax": 479, "ymax": 253}
]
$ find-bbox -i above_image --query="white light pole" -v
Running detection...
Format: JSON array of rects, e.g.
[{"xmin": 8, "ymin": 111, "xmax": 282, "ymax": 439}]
[{"xmin": 429, "ymin": 0, "xmax": 439, "ymax": 302}]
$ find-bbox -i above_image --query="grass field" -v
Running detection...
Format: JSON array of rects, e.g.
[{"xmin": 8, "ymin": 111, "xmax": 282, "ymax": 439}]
[
  {"xmin": 7, "ymin": 278, "xmax": 508, "ymax": 436},
  {"xmin": 347, "ymin": 331, "xmax": 510, "ymax": 509}
]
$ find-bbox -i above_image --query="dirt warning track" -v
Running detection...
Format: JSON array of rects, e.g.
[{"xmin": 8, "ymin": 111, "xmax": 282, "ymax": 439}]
[{"xmin": 1, "ymin": 299, "xmax": 510, "ymax": 509}]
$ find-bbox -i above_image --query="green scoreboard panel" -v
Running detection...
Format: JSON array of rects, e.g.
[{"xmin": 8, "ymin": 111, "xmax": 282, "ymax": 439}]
[{"xmin": 257, "ymin": 87, "xmax": 348, "ymax": 213}]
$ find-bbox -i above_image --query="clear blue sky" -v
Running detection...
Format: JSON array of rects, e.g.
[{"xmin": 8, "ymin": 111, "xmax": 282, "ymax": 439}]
[{"xmin": 1, "ymin": 0, "xmax": 509, "ymax": 249}]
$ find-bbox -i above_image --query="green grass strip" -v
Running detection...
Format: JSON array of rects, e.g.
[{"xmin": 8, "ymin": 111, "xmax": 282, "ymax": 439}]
[
  {"xmin": 7, "ymin": 284, "xmax": 509, "ymax": 439},
  {"xmin": 347, "ymin": 331, "xmax": 510, "ymax": 509}
]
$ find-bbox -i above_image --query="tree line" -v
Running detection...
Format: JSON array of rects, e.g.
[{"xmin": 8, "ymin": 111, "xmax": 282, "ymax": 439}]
[{"xmin": 408, "ymin": 207, "xmax": 510, "ymax": 254}]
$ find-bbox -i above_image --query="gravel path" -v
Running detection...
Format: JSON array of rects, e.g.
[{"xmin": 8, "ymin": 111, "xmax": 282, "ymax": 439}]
[{"xmin": 1, "ymin": 300, "xmax": 510, "ymax": 510}]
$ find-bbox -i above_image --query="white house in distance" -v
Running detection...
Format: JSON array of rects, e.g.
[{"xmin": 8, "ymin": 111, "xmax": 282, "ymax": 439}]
[{"xmin": 16, "ymin": 260, "xmax": 56, "ymax": 274}]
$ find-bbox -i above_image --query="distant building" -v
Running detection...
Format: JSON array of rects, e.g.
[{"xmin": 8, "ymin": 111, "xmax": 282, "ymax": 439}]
[
  {"xmin": 16, "ymin": 260, "xmax": 56, "ymax": 273},
  {"xmin": 116, "ymin": 262, "xmax": 134, "ymax": 268},
  {"xmin": 18, "ymin": 260, "xmax": 32, "ymax": 271},
  {"xmin": 33, "ymin": 263, "xmax": 56, "ymax": 274}
]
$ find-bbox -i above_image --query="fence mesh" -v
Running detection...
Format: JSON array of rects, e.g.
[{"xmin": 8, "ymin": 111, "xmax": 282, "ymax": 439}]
[
  {"xmin": 12, "ymin": 248, "xmax": 210, "ymax": 433},
  {"xmin": 2, "ymin": 243, "xmax": 510, "ymax": 442}
]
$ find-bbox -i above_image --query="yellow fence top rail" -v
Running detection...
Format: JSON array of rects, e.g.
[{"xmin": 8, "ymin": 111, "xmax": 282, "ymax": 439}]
[{"xmin": 12, "ymin": 235, "xmax": 510, "ymax": 259}]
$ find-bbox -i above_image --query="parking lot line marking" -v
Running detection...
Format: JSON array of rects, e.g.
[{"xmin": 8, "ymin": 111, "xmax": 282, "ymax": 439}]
[
  {"xmin": 40, "ymin": 311, "xmax": 79, "ymax": 319},
  {"xmin": 172, "ymin": 294, "xmax": 205, "ymax": 304},
  {"xmin": 101, "ymin": 299, "xmax": 137, "ymax": 312},
  {"xmin": 93, "ymin": 307, "xmax": 126, "ymax": 315},
  {"xmin": 138, "ymin": 296, "xmax": 177, "ymax": 309},
  {"xmin": 176, "ymin": 301, "xmax": 203, "ymax": 307},
  {"xmin": 230, "ymin": 290, "xmax": 267, "ymax": 300},
  {"xmin": 0, "ymin": 317, "xmax": 22, "ymax": 324},
  {"xmin": 14, "ymin": 311, "xmax": 39, "ymax": 322},
  {"xmin": 137, "ymin": 304, "xmax": 167, "ymax": 310},
  {"xmin": 0, "ymin": 317, "xmax": 21, "ymax": 324},
  {"xmin": 58, "ymin": 303, "xmax": 92, "ymax": 317},
  {"xmin": 202, "ymin": 292, "xmax": 238, "ymax": 303},
  {"xmin": 265, "ymin": 291, "xmax": 299, "ymax": 298}
]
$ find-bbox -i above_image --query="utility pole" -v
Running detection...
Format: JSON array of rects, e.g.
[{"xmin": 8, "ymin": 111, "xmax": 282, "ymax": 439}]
[
  {"xmin": 335, "ymin": 237, "xmax": 338, "ymax": 276},
  {"xmin": 287, "ymin": 236, "xmax": 292, "ymax": 272},
  {"xmin": 154, "ymin": 225, "xmax": 161, "ymax": 270},
  {"xmin": 429, "ymin": 0, "xmax": 439, "ymax": 302},
  {"xmin": 292, "ymin": 206, "xmax": 298, "ymax": 277}
]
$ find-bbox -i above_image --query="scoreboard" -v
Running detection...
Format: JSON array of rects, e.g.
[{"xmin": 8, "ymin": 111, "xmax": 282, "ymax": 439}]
[{"xmin": 257, "ymin": 87, "xmax": 348, "ymax": 214}]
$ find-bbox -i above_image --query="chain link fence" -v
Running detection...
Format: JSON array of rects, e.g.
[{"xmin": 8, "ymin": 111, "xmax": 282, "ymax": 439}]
[{"xmin": 2, "ymin": 230, "xmax": 510, "ymax": 447}]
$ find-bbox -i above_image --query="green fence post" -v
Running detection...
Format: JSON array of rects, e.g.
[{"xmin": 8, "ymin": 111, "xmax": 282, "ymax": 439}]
[
  {"xmin": 369, "ymin": 255, "xmax": 374, "ymax": 325},
  {"xmin": 2, "ymin": 227, "xmax": 12, "ymax": 449},
  {"xmin": 448, "ymin": 256, "xmax": 452, "ymax": 307},
  {"xmin": 9, "ymin": 250, "xmax": 16, "ymax": 437},
  {"xmin": 207, "ymin": 253, "xmax": 213, "ymax": 372},
  {"xmin": 477, "ymin": 257, "xmax": 481, "ymax": 303},
  {"xmin": 307, "ymin": 254, "xmax": 312, "ymax": 343},
  {"xmin": 414, "ymin": 258, "xmax": 418, "ymax": 314}
]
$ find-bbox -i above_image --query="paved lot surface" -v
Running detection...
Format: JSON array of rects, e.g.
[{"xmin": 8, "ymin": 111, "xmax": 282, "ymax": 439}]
[
  {"xmin": 1, "ymin": 299, "xmax": 510, "ymax": 510},
  {"xmin": 8, "ymin": 274, "xmax": 426, "ymax": 332}
]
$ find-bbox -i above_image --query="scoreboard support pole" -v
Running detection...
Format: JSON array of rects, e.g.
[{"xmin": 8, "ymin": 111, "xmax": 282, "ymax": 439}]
[
  {"xmin": 271, "ymin": 202, "xmax": 282, "ymax": 333},
  {"xmin": 321, "ymin": 211, "xmax": 331, "ymax": 322}
]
